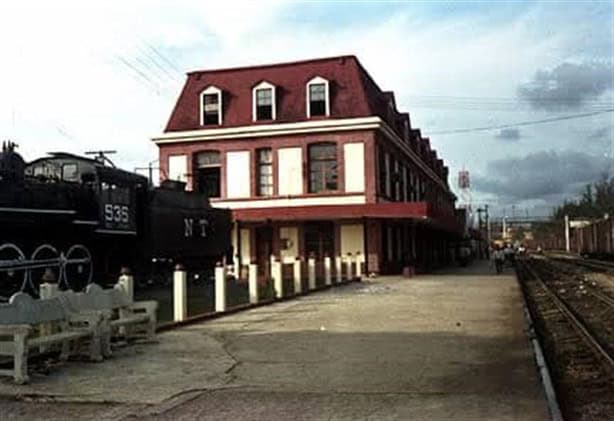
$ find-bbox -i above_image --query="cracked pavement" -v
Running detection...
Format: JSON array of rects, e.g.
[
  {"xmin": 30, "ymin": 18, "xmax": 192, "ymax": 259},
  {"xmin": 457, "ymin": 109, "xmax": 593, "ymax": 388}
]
[{"xmin": 0, "ymin": 262, "xmax": 549, "ymax": 420}]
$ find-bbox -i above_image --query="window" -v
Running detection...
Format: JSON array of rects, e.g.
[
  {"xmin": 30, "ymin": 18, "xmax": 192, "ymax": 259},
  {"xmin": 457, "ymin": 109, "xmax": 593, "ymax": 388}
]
[
  {"xmin": 384, "ymin": 152, "xmax": 391, "ymax": 197},
  {"xmin": 406, "ymin": 168, "xmax": 413, "ymax": 202},
  {"xmin": 304, "ymin": 222, "xmax": 334, "ymax": 260},
  {"xmin": 402, "ymin": 166, "xmax": 408, "ymax": 202},
  {"xmin": 308, "ymin": 143, "xmax": 337, "ymax": 193},
  {"xmin": 200, "ymin": 86, "xmax": 222, "ymax": 126},
  {"xmin": 62, "ymin": 163, "xmax": 79, "ymax": 182},
  {"xmin": 194, "ymin": 151, "xmax": 221, "ymax": 198},
  {"xmin": 203, "ymin": 94, "xmax": 219, "ymax": 125},
  {"xmin": 378, "ymin": 146, "xmax": 386, "ymax": 196},
  {"xmin": 393, "ymin": 159, "xmax": 400, "ymax": 201},
  {"xmin": 306, "ymin": 76, "xmax": 330, "ymax": 117},
  {"xmin": 252, "ymin": 81, "xmax": 276, "ymax": 121},
  {"xmin": 257, "ymin": 148, "xmax": 273, "ymax": 196}
]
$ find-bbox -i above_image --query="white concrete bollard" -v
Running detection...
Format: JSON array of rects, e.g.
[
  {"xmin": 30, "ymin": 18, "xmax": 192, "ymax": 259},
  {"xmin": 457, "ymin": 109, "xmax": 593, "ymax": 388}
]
[
  {"xmin": 173, "ymin": 265, "xmax": 188, "ymax": 322},
  {"xmin": 215, "ymin": 264, "xmax": 227, "ymax": 312},
  {"xmin": 324, "ymin": 256, "xmax": 332, "ymax": 286},
  {"xmin": 272, "ymin": 260, "xmax": 283, "ymax": 298},
  {"xmin": 293, "ymin": 258, "xmax": 302, "ymax": 294},
  {"xmin": 354, "ymin": 253, "xmax": 363, "ymax": 279},
  {"xmin": 39, "ymin": 268, "xmax": 58, "ymax": 299},
  {"xmin": 248, "ymin": 264, "xmax": 258, "ymax": 304},
  {"xmin": 118, "ymin": 267, "xmax": 134, "ymax": 302},
  {"xmin": 308, "ymin": 257, "xmax": 316, "ymax": 290},
  {"xmin": 39, "ymin": 274, "xmax": 59, "ymax": 352},
  {"xmin": 335, "ymin": 256, "xmax": 342, "ymax": 284},
  {"xmin": 39, "ymin": 282, "xmax": 59, "ymax": 299},
  {"xmin": 345, "ymin": 253, "xmax": 353, "ymax": 282}
]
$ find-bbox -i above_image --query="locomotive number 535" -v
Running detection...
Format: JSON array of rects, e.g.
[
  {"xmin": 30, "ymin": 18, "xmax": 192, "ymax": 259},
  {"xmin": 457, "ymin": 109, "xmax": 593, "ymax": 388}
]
[{"xmin": 104, "ymin": 204, "xmax": 130, "ymax": 224}]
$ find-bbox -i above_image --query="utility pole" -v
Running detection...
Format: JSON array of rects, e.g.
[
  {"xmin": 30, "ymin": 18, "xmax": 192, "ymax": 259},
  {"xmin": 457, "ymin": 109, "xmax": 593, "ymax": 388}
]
[
  {"xmin": 502, "ymin": 216, "xmax": 507, "ymax": 240},
  {"xmin": 134, "ymin": 159, "xmax": 160, "ymax": 186},
  {"xmin": 485, "ymin": 204, "xmax": 490, "ymax": 244},
  {"xmin": 564, "ymin": 214, "xmax": 570, "ymax": 252},
  {"xmin": 85, "ymin": 150, "xmax": 117, "ymax": 167}
]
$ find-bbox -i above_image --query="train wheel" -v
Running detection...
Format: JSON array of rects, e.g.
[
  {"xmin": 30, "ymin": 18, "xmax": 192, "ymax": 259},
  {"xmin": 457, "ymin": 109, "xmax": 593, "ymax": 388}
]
[
  {"xmin": 28, "ymin": 244, "xmax": 61, "ymax": 296},
  {"xmin": 0, "ymin": 243, "xmax": 27, "ymax": 300},
  {"xmin": 62, "ymin": 244, "xmax": 93, "ymax": 292}
]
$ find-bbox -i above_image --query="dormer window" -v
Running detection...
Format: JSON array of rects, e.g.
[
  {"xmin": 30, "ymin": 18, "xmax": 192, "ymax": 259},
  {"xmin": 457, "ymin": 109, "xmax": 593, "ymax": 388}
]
[
  {"xmin": 307, "ymin": 76, "xmax": 330, "ymax": 117},
  {"xmin": 252, "ymin": 81, "xmax": 276, "ymax": 121},
  {"xmin": 200, "ymin": 86, "xmax": 222, "ymax": 126}
]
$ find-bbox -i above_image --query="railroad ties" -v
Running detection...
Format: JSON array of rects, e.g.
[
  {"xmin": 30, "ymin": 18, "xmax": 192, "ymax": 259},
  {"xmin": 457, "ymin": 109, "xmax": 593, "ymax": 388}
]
[{"xmin": 517, "ymin": 256, "xmax": 614, "ymax": 420}]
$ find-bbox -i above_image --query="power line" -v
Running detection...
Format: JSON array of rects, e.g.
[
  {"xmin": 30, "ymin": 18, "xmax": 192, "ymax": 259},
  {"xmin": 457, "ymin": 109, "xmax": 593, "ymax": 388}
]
[
  {"xmin": 407, "ymin": 103, "xmax": 613, "ymax": 112},
  {"xmin": 406, "ymin": 94, "xmax": 614, "ymax": 105},
  {"xmin": 133, "ymin": 55, "xmax": 168, "ymax": 84},
  {"xmin": 405, "ymin": 94, "xmax": 614, "ymax": 112},
  {"xmin": 427, "ymin": 108, "xmax": 614, "ymax": 135},
  {"xmin": 136, "ymin": 45, "xmax": 182, "ymax": 83},
  {"xmin": 143, "ymin": 42, "xmax": 183, "ymax": 75},
  {"xmin": 114, "ymin": 55, "xmax": 164, "ymax": 95}
]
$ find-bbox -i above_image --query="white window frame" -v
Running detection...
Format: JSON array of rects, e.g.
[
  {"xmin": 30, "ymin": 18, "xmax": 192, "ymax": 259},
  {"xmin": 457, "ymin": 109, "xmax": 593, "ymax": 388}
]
[
  {"xmin": 200, "ymin": 85, "xmax": 223, "ymax": 126},
  {"xmin": 252, "ymin": 81, "xmax": 276, "ymax": 121},
  {"xmin": 306, "ymin": 76, "xmax": 330, "ymax": 118}
]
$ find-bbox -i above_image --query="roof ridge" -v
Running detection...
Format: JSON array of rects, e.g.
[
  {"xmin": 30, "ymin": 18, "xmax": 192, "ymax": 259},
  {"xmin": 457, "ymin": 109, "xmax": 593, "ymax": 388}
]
[{"xmin": 188, "ymin": 55, "xmax": 358, "ymax": 75}]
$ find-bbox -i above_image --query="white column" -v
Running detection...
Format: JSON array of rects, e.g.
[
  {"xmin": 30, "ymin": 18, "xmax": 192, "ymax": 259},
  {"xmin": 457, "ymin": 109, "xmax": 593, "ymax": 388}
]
[
  {"xmin": 564, "ymin": 214, "xmax": 570, "ymax": 253},
  {"xmin": 173, "ymin": 265, "xmax": 188, "ymax": 322},
  {"xmin": 335, "ymin": 256, "xmax": 342, "ymax": 283},
  {"xmin": 248, "ymin": 264, "xmax": 258, "ymax": 304},
  {"xmin": 293, "ymin": 258, "xmax": 302, "ymax": 294},
  {"xmin": 272, "ymin": 259, "xmax": 283, "ymax": 299},
  {"xmin": 324, "ymin": 256, "xmax": 332, "ymax": 286},
  {"xmin": 233, "ymin": 254, "xmax": 240, "ymax": 278},
  {"xmin": 117, "ymin": 267, "xmax": 134, "ymax": 302},
  {"xmin": 215, "ymin": 264, "xmax": 227, "ymax": 312},
  {"xmin": 308, "ymin": 257, "xmax": 316, "ymax": 290}
]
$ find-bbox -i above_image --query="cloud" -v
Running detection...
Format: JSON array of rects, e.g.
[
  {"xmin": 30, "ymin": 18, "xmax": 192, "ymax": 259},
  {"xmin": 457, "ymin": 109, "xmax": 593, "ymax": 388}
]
[
  {"xmin": 517, "ymin": 61, "xmax": 614, "ymax": 111},
  {"xmin": 473, "ymin": 150, "xmax": 610, "ymax": 202},
  {"xmin": 588, "ymin": 125, "xmax": 613, "ymax": 141},
  {"xmin": 495, "ymin": 128, "xmax": 521, "ymax": 141},
  {"xmin": 0, "ymin": 0, "xmax": 610, "ymax": 184}
]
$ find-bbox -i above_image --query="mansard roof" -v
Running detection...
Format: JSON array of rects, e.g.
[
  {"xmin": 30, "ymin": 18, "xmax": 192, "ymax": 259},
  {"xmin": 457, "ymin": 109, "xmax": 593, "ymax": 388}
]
[{"xmin": 164, "ymin": 55, "xmax": 411, "ymax": 135}]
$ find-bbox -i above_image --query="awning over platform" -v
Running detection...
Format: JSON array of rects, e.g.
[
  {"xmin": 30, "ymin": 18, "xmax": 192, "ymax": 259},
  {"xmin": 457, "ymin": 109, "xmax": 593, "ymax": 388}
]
[{"xmin": 231, "ymin": 202, "xmax": 462, "ymax": 234}]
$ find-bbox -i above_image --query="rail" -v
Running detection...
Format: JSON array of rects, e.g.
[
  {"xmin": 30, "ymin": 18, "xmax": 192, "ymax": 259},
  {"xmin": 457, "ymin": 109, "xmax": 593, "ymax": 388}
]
[{"xmin": 520, "ymin": 259, "xmax": 614, "ymax": 371}]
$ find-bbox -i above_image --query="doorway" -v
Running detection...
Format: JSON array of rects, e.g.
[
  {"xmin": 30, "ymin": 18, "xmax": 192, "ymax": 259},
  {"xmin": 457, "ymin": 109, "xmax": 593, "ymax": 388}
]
[{"xmin": 255, "ymin": 226, "xmax": 273, "ymax": 277}]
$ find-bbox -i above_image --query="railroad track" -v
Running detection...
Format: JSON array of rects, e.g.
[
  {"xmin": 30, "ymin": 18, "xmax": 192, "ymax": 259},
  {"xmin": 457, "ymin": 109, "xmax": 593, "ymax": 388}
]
[
  {"xmin": 548, "ymin": 253, "xmax": 614, "ymax": 274},
  {"xmin": 521, "ymin": 259, "xmax": 614, "ymax": 371}
]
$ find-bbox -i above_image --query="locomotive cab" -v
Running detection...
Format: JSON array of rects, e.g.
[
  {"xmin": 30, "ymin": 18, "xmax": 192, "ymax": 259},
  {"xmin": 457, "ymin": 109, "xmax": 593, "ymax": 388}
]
[{"xmin": 24, "ymin": 153, "xmax": 148, "ymax": 234}]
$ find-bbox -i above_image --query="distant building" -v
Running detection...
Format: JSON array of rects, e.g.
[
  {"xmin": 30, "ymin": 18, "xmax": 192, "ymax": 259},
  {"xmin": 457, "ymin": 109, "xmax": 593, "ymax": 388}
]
[{"xmin": 153, "ymin": 55, "xmax": 461, "ymax": 276}]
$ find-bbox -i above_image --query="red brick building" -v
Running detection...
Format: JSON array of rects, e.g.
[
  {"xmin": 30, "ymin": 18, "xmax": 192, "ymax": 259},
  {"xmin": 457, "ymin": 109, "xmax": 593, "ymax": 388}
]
[{"xmin": 153, "ymin": 56, "xmax": 461, "ymax": 276}]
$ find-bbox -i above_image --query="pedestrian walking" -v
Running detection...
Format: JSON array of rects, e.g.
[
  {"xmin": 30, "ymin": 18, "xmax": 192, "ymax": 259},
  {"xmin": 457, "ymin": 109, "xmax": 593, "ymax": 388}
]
[{"xmin": 494, "ymin": 246, "xmax": 505, "ymax": 274}]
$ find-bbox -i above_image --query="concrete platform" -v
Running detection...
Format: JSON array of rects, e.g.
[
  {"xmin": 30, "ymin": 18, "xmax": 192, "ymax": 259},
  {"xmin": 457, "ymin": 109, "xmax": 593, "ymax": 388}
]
[{"xmin": 0, "ymin": 261, "xmax": 549, "ymax": 420}]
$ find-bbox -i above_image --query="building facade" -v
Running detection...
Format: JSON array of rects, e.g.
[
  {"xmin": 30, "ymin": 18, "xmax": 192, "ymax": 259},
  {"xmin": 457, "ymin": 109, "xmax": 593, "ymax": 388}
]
[{"xmin": 153, "ymin": 56, "xmax": 461, "ymax": 277}]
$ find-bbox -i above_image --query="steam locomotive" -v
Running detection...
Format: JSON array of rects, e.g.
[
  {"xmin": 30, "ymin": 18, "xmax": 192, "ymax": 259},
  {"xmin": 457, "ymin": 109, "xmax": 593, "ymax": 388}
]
[{"xmin": 0, "ymin": 142, "xmax": 232, "ymax": 299}]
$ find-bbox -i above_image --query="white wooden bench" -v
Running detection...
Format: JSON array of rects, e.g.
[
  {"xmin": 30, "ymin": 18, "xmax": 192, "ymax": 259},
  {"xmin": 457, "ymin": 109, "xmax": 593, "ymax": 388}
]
[
  {"xmin": 81, "ymin": 284, "xmax": 157, "ymax": 356},
  {"xmin": 0, "ymin": 293, "xmax": 103, "ymax": 384}
]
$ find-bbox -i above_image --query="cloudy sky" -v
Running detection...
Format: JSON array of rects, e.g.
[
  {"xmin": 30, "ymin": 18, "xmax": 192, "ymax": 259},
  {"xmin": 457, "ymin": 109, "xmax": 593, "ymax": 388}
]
[{"xmin": 1, "ymin": 0, "xmax": 612, "ymax": 217}]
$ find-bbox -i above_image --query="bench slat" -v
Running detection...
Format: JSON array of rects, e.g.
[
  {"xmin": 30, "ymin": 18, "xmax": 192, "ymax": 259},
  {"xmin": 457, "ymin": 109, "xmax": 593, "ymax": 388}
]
[
  {"xmin": 110, "ymin": 315, "xmax": 149, "ymax": 328},
  {"xmin": 28, "ymin": 330, "xmax": 88, "ymax": 347},
  {"xmin": 0, "ymin": 342, "xmax": 15, "ymax": 354}
]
